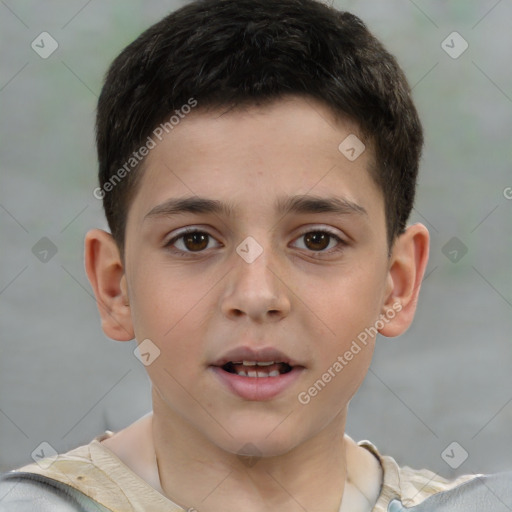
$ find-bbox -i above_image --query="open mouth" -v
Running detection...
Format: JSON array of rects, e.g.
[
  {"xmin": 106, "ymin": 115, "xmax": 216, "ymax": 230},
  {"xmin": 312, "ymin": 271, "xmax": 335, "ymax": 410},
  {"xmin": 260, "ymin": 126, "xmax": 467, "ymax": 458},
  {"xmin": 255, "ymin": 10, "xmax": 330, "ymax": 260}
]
[
  {"xmin": 221, "ymin": 361, "xmax": 293, "ymax": 378},
  {"xmin": 210, "ymin": 352, "xmax": 304, "ymax": 400}
]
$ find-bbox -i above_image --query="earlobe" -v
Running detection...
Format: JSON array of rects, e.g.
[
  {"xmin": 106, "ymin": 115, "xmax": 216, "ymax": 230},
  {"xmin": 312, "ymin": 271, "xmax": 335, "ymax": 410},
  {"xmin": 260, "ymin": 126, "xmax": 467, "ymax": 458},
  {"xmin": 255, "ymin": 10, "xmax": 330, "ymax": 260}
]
[
  {"xmin": 84, "ymin": 229, "xmax": 134, "ymax": 341},
  {"xmin": 378, "ymin": 223, "xmax": 430, "ymax": 338}
]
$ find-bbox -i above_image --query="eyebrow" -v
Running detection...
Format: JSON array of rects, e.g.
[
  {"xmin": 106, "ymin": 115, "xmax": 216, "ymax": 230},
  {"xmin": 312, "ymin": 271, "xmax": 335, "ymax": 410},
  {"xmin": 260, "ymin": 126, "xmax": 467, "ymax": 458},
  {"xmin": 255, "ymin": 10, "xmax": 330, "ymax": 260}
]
[{"xmin": 144, "ymin": 194, "xmax": 367, "ymax": 220}]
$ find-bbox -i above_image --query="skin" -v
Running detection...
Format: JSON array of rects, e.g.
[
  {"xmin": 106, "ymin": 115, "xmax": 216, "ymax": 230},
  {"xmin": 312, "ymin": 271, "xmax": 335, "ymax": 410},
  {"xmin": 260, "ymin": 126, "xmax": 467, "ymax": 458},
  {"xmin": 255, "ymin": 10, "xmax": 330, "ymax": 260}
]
[{"xmin": 85, "ymin": 95, "xmax": 429, "ymax": 512}]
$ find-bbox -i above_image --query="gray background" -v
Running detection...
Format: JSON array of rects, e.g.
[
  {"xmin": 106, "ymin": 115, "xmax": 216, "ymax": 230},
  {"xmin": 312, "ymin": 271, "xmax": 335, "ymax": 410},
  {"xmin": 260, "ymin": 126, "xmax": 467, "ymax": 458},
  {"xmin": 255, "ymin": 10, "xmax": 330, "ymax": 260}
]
[{"xmin": 1, "ymin": 0, "xmax": 511, "ymax": 481}]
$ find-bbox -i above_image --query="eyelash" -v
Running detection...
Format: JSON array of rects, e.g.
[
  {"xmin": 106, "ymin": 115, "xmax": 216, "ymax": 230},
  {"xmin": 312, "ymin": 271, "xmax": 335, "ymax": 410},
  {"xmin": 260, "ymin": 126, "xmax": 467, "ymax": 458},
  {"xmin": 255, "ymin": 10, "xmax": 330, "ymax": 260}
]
[{"xmin": 164, "ymin": 227, "xmax": 347, "ymax": 258}]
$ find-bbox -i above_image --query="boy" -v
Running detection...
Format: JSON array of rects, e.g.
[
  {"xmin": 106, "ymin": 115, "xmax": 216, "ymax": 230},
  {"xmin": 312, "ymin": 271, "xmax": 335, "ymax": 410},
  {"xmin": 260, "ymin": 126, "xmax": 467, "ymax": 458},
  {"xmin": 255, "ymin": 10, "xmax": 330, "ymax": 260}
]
[{"xmin": 1, "ymin": 0, "xmax": 510, "ymax": 510}]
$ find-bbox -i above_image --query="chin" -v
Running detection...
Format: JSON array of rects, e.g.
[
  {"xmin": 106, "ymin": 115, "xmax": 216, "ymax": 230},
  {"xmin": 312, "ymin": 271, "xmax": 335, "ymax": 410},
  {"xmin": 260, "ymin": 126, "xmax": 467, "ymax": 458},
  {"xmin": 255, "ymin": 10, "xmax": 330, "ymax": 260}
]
[{"xmin": 211, "ymin": 416, "xmax": 306, "ymax": 458}]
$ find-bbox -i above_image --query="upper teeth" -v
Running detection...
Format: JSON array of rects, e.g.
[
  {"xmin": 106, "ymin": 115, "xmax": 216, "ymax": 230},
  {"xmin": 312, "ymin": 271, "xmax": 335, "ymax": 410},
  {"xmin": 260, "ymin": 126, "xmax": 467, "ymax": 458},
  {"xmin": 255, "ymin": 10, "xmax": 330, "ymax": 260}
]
[
  {"xmin": 227, "ymin": 361, "xmax": 288, "ymax": 377},
  {"xmin": 236, "ymin": 361, "xmax": 276, "ymax": 366}
]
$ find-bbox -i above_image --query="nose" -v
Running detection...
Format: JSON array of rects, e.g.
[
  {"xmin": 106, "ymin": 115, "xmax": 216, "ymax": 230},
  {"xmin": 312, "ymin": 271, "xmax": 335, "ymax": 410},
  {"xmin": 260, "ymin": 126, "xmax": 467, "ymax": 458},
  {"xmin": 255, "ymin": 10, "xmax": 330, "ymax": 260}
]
[{"xmin": 220, "ymin": 240, "xmax": 291, "ymax": 323}]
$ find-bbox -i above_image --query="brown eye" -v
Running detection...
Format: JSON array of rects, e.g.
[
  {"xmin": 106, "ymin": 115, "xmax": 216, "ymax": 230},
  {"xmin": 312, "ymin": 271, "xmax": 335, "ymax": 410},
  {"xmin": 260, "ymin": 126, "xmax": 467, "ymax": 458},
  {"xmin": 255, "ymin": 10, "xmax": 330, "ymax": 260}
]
[
  {"xmin": 182, "ymin": 232, "xmax": 209, "ymax": 251},
  {"xmin": 292, "ymin": 229, "xmax": 345, "ymax": 255},
  {"xmin": 166, "ymin": 229, "xmax": 221, "ymax": 255},
  {"xmin": 303, "ymin": 232, "xmax": 331, "ymax": 251}
]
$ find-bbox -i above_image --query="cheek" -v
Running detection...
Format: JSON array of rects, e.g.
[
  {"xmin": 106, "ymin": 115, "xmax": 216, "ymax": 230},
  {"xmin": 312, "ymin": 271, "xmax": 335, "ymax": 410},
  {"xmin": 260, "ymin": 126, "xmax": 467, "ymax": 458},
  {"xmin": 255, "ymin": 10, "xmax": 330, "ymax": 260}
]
[
  {"xmin": 305, "ymin": 265, "xmax": 385, "ymax": 343},
  {"xmin": 128, "ymin": 265, "xmax": 212, "ymax": 374},
  {"xmin": 298, "ymin": 263, "xmax": 384, "ymax": 408},
  {"xmin": 128, "ymin": 260, "xmax": 204, "ymax": 339},
  {"xmin": 297, "ymin": 326, "xmax": 375, "ymax": 429}
]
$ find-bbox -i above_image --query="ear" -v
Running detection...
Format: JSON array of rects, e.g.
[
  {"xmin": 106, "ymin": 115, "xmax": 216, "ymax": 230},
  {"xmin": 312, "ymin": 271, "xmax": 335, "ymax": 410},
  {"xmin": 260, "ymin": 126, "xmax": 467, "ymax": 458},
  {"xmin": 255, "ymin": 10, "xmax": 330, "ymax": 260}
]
[
  {"xmin": 378, "ymin": 223, "xmax": 430, "ymax": 337},
  {"xmin": 84, "ymin": 229, "xmax": 134, "ymax": 341}
]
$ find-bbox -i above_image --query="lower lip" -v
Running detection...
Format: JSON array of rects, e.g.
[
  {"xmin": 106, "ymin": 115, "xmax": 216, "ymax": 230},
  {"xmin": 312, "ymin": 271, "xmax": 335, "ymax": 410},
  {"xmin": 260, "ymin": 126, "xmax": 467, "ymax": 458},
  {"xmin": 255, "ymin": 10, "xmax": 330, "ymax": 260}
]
[{"xmin": 209, "ymin": 366, "xmax": 304, "ymax": 401}]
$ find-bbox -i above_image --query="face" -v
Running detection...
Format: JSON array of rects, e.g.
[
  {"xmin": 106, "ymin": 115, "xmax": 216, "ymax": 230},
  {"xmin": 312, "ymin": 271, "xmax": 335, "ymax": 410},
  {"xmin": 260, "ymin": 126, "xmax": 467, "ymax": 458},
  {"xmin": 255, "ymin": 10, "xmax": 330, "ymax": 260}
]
[{"xmin": 122, "ymin": 96, "xmax": 392, "ymax": 456}]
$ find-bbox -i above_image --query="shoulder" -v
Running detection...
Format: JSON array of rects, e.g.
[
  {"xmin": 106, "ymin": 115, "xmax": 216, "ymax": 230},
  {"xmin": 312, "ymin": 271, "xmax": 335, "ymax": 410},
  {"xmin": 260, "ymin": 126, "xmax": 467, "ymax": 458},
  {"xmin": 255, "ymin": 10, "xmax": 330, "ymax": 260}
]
[
  {"xmin": 387, "ymin": 471, "xmax": 512, "ymax": 511},
  {"xmin": 0, "ymin": 432, "xmax": 126, "ymax": 511},
  {"xmin": 0, "ymin": 427, "xmax": 177, "ymax": 512},
  {"xmin": 394, "ymin": 461, "xmax": 477, "ymax": 506},
  {"xmin": 357, "ymin": 439, "xmax": 512, "ymax": 511},
  {"xmin": 0, "ymin": 471, "xmax": 111, "ymax": 512}
]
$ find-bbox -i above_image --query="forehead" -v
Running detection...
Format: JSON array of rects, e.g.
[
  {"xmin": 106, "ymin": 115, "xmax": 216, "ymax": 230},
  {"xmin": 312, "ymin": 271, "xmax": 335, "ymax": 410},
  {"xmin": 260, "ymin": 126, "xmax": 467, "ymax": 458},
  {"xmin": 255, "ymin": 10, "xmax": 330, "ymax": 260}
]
[{"xmin": 127, "ymin": 96, "xmax": 383, "ymax": 226}]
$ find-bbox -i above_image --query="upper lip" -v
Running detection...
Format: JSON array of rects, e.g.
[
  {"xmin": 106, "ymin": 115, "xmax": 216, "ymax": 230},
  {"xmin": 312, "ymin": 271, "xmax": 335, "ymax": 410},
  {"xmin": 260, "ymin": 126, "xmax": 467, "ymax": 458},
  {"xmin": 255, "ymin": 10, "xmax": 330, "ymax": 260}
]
[{"xmin": 211, "ymin": 346, "xmax": 303, "ymax": 367}]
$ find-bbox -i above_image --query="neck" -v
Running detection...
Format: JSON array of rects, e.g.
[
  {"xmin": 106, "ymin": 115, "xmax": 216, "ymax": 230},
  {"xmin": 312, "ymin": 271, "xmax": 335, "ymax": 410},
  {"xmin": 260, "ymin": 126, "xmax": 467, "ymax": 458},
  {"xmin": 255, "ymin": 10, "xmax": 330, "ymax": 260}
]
[{"xmin": 151, "ymin": 390, "xmax": 350, "ymax": 512}]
